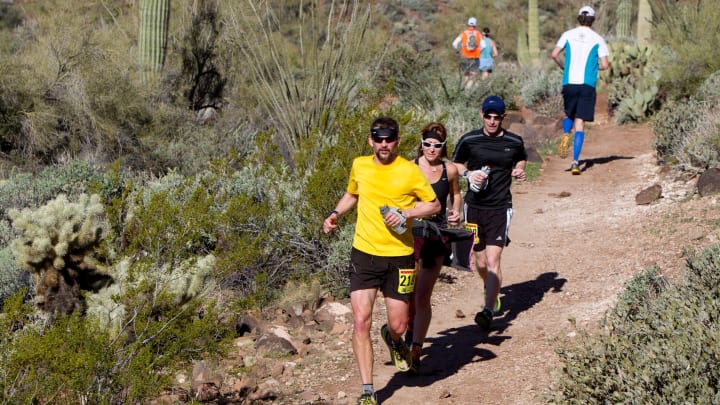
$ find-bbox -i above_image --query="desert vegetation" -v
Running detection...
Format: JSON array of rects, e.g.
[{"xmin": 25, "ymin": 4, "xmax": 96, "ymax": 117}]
[{"xmin": 0, "ymin": 0, "xmax": 719, "ymax": 402}]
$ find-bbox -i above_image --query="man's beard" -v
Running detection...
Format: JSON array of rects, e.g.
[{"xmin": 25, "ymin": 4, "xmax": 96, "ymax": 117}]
[{"xmin": 375, "ymin": 149, "xmax": 397, "ymax": 164}]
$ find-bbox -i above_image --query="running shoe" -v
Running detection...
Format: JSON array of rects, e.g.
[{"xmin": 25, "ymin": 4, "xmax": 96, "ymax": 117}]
[
  {"xmin": 355, "ymin": 392, "xmax": 377, "ymax": 405},
  {"xmin": 558, "ymin": 134, "xmax": 570, "ymax": 159},
  {"xmin": 408, "ymin": 344, "xmax": 422, "ymax": 374},
  {"xmin": 485, "ymin": 290, "xmax": 502, "ymax": 313},
  {"xmin": 474, "ymin": 308, "xmax": 493, "ymax": 331},
  {"xmin": 571, "ymin": 161, "xmax": 581, "ymax": 175},
  {"xmin": 380, "ymin": 324, "xmax": 412, "ymax": 372}
]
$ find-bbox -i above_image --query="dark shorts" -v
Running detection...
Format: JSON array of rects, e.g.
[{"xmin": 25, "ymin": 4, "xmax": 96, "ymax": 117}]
[
  {"xmin": 464, "ymin": 206, "xmax": 513, "ymax": 251},
  {"xmin": 413, "ymin": 236, "xmax": 450, "ymax": 268},
  {"xmin": 562, "ymin": 84, "xmax": 597, "ymax": 122},
  {"xmin": 349, "ymin": 247, "xmax": 415, "ymax": 300},
  {"xmin": 460, "ymin": 58, "xmax": 479, "ymax": 74}
]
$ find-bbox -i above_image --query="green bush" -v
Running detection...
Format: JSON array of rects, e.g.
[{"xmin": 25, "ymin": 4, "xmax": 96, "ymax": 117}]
[
  {"xmin": 221, "ymin": 1, "xmax": 377, "ymax": 158},
  {"xmin": 550, "ymin": 244, "xmax": 720, "ymax": 404},
  {"xmin": 0, "ymin": 300, "xmax": 227, "ymax": 403},
  {"xmin": 0, "ymin": 246, "xmax": 28, "ymax": 306},
  {"xmin": 651, "ymin": 95, "xmax": 720, "ymax": 170},
  {"xmin": 519, "ymin": 67, "xmax": 563, "ymax": 117},
  {"xmin": 1, "ymin": 187, "xmax": 231, "ymax": 403},
  {"xmin": 651, "ymin": 0, "xmax": 720, "ymax": 101},
  {"xmin": 0, "ymin": 160, "xmax": 104, "ymax": 214}
]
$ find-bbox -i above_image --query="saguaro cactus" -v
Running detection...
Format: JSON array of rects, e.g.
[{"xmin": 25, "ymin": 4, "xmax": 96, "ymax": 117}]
[
  {"xmin": 637, "ymin": 0, "xmax": 652, "ymax": 47},
  {"xmin": 139, "ymin": 0, "xmax": 170, "ymax": 81},
  {"xmin": 528, "ymin": 0, "xmax": 540, "ymax": 65},
  {"xmin": 516, "ymin": 26, "xmax": 530, "ymax": 67},
  {"xmin": 616, "ymin": 0, "xmax": 632, "ymax": 38}
]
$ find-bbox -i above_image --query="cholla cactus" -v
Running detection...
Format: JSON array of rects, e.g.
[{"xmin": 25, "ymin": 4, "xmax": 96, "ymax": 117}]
[
  {"xmin": 86, "ymin": 255, "xmax": 215, "ymax": 336},
  {"xmin": 9, "ymin": 194, "xmax": 106, "ymax": 314}
]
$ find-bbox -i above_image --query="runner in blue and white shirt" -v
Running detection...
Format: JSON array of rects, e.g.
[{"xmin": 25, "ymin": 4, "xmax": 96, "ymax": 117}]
[{"xmin": 551, "ymin": 5, "xmax": 609, "ymax": 175}]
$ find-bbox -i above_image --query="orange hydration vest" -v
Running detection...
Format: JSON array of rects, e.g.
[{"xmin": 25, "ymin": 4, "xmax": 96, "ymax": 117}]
[{"xmin": 460, "ymin": 29, "xmax": 481, "ymax": 59}]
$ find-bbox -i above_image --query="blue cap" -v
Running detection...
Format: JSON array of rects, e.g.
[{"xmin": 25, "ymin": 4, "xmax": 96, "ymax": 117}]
[{"xmin": 482, "ymin": 95, "xmax": 506, "ymax": 114}]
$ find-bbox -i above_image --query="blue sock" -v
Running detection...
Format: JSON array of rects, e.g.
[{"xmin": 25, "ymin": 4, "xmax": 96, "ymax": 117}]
[
  {"xmin": 563, "ymin": 117, "xmax": 573, "ymax": 134},
  {"xmin": 573, "ymin": 131, "xmax": 585, "ymax": 161},
  {"xmin": 363, "ymin": 384, "xmax": 374, "ymax": 394}
]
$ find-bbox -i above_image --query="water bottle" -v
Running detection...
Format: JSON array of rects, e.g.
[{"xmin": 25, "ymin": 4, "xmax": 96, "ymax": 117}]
[
  {"xmin": 379, "ymin": 205, "xmax": 407, "ymax": 234},
  {"xmin": 478, "ymin": 165, "xmax": 491, "ymax": 189},
  {"xmin": 469, "ymin": 165, "xmax": 491, "ymax": 192}
]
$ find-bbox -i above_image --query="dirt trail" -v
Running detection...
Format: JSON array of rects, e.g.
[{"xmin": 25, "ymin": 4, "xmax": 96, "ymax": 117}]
[
  {"xmin": 284, "ymin": 99, "xmax": 715, "ymax": 404},
  {"xmin": 367, "ymin": 110, "xmax": 663, "ymax": 404}
]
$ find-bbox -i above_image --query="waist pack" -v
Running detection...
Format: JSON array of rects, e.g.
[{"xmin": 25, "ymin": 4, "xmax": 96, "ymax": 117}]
[{"xmin": 412, "ymin": 221, "xmax": 475, "ymax": 271}]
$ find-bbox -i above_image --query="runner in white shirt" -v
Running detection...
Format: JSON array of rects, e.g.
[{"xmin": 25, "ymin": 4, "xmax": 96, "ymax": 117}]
[{"xmin": 551, "ymin": 5, "xmax": 609, "ymax": 175}]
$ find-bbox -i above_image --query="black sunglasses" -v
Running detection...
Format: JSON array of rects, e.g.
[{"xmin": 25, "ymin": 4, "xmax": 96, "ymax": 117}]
[
  {"xmin": 421, "ymin": 141, "xmax": 446, "ymax": 149},
  {"xmin": 483, "ymin": 113, "xmax": 504, "ymax": 121},
  {"xmin": 372, "ymin": 134, "xmax": 398, "ymax": 143}
]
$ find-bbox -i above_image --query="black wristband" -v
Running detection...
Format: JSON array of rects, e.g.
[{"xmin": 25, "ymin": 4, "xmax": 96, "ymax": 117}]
[{"xmin": 328, "ymin": 210, "xmax": 339, "ymax": 218}]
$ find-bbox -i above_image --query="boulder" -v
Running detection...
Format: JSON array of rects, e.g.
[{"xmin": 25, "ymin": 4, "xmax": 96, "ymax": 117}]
[
  {"xmin": 635, "ymin": 184, "xmax": 662, "ymax": 205},
  {"xmin": 698, "ymin": 168, "xmax": 720, "ymax": 197},
  {"xmin": 254, "ymin": 326, "xmax": 298, "ymax": 357},
  {"xmin": 313, "ymin": 302, "xmax": 351, "ymax": 332}
]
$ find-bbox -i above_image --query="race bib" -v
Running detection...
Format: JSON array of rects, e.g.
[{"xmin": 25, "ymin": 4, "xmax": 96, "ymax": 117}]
[
  {"xmin": 465, "ymin": 222, "xmax": 479, "ymax": 245},
  {"xmin": 397, "ymin": 268, "xmax": 416, "ymax": 294}
]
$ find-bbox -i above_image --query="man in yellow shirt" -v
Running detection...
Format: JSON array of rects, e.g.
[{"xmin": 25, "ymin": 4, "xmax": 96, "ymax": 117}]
[{"xmin": 323, "ymin": 117, "xmax": 440, "ymax": 405}]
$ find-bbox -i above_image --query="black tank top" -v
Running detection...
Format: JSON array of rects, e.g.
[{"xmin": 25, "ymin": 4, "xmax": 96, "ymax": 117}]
[{"xmin": 416, "ymin": 159, "xmax": 450, "ymax": 227}]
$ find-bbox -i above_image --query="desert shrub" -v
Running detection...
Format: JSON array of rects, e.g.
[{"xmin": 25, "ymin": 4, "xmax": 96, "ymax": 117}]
[
  {"xmin": 519, "ymin": 67, "xmax": 563, "ymax": 117},
  {"xmin": 550, "ymin": 244, "xmax": 720, "ymax": 404},
  {"xmin": 696, "ymin": 70, "xmax": 720, "ymax": 103},
  {"xmin": 418, "ymin": 65, "xmax": 520, "ymax": 140},
  {"xmin": 221, "ymin": 0, "xmax": 377, "ymax": 158},
  {"xmin": 0, "ymin": 246, "xmax": 29, "ymax": 306},
  {"xmin": 652, "ymin": 95, "xmax": 720, "ymax": 170},
  {"xmin": 400, "ymin": 0, "xmax": 438, "ymax": 16},
  {"xmin": 0, "ymin": 3, "xmax": 23, "ymax": 30},
  {"xmin": 650, "ymin": 0, "xmax": 720, "ymax": 101},
  {"xmin": 374, "ymin": 42, "xmax": 441, "ymax": 110},
  {"xmin": 609, "ymin": 265, "xmax": 668, "ymax": 322},
  {"xmin": 1, "ymin": 189, "xmax": 231, "ymax": 403},
  {"xmin": 0, "ymin": 160, "xmax": 104, "ymax": 215},
  {"xmin": 0, "ymin": 299, "xmax": 225, "ymax": 403}
]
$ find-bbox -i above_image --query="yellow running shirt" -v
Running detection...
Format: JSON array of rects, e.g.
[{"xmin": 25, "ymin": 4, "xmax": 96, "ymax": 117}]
[{"xmin": 348, "ymin": 155, "xmax": 437, "ymax": 256}]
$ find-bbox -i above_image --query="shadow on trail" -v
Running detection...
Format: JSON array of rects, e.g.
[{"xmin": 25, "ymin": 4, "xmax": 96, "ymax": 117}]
[
  {"xmin": 376, "ymin": 271, "xmax": 566, "ymax": 404},
  {"xmin": 563, "ymin": 155, "xmax": 634, "ymax": 173}
]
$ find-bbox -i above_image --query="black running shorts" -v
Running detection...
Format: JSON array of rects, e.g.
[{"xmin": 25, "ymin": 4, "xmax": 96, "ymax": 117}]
[
  {"xmin": 562, "ymin": 84, "xmax": 597, "ymax": 122},
  {"xmin": 349, "ymin": 247, "xmax": 415, "ymax": 301},
  {"xmin": 464, "ymin": 206, "xmax": 513, "ymax": 251}
]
